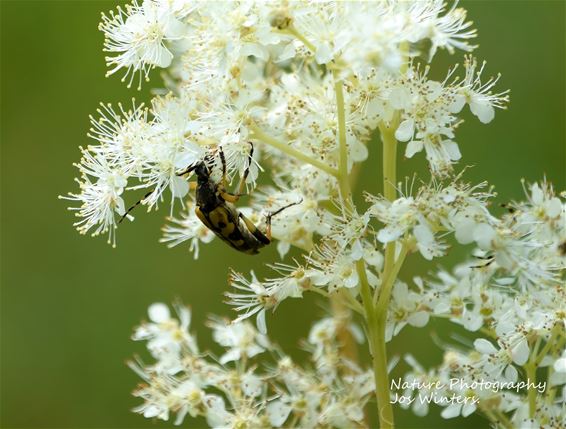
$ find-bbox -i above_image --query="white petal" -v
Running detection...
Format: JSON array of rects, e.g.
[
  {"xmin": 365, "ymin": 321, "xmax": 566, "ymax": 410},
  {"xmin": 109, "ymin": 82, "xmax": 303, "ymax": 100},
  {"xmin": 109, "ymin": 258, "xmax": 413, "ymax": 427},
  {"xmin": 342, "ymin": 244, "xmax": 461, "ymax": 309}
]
[
  {"xmin": 413, "ymin": 401, "xmax": 429, "ymax": 417},
  {"xmin": 277, "ymin": 42, "xmax": 296, "ymax": 62},
  {"xmin": 417, "ymin": 244, "xmax": 434, "ymax": 260},
  {"xmin": 389, "ymin": 87, "xmax": 412, "ymax": 110},
  {"xmin": 474, "ymin": 338, "xmax": 498, "ymax": 355},
  {"xmin": 530, "ymin": 183, "xmax": 543, "ymax": 204},
  {"xmin": 115, "ymin": 197, "xmax": 126, "ymax": 216},
  {"xmin": 351, "ymin": 239, "xmax": 364, "ymax": 261},
  {"xmin": 219, "ymin": 349, "xmax": 240, "ymax": 364},
  {"xmin": 170, "ymin": 175, "xmax": 189, "ymax": 198},
  {"xmin": 405, "ymin": 140, "xmax": 423, "ymax": 158},
  {"xmin": 440, "ymin": 403, "xmax": 461, "ymax": 419},
  {"xmin": 473, "ymin": 223, "xmax": 496, "ymax": 250},
  {"xmin": 392, "ymin": 282, "xmax": 408, "ymax": 301},
  {"xmin": 153, "ymin": 46, "xmax": 173, "ymax": 68},
  {"xmin": 344, "ymin": 270, "xmax": 359, "ymax": 288},
  {"xmin": 546, "ymin": 198, "xmax": 562, "ymax": 218},
  {"xmin": 448, "ymin": 94, "xmax": 466, "ymax": 113},
  {"xmin": 434, "ymin": 302, "xmax": 451, "ymax": 314},
  {"xmin": 148, "ymin": 303, "xmax": 170, "ymax": 323},
  {"xmin": 163, "ymin": 17, "xmax": 187, "ymax": 38},
  {"xmin": 443, "ymin": 140, "xmax": 461, "ymax": 161},
  {"xmin": 256, "ymin": 309, "xmax": 267, "ymax": 335},
  {"xmin": 277, "ymin": 241, "xmax": 291, "ymax": 259},
  {"xmin": 470, "ymin": 98, "xmax": 495, "ymax": 124},
  {"xmin": 241, "ymin": 43, "xmax": 268, "ymax": 61},
  {"xmin": 511, "ymin": 338, "xmax": 529, "ymax": 365},
  {"xmin": 425, "ymin": 81, "xmax": 443, "ymax": 101},
  {"xmin": 395, "ymin": 119, "xmax": 415, "ymax": 142},
  {"xmin": 504, "ymin": 364, "xmax": 518, "ymax": 382},
  {"xmin": 462, "ymin": 312, "xmax": 483, "ymax": 332},
  {"xmin": 349, "ymin": 138, "xmax": 369, "ymax": 162},
  {"xmin": 413, "ymin": 224, "xmax": 434, "ymax": 245},
  {"xmin": 241, "ymin": 373, "xmax": 262, "ymax": 397},
  {"xmin": 125, "ymin": 13, "xmax": 148, "ymax": 31},
  {"xmin": 364, "ymin": 249, "xmax": 383, "ymax": 269},
  {"xmin": 377, "ymin": 226, "xmax": 403, "ymax": 243},
  {"xmin": 315, "ymin": 43, "xmax": 332, "ymax": 64},
  {"xmin": 454, "ymin": 217, "xmax": 476, "ymax": 244},
  {"xmin": 461, "ymin": 401, "xmax": 476, "ymax": 417},
  {"xmin": 408, "ymin": 311, "xmax": 429, "ymax": 327},
  {"xmin": 267, "ymin": 401, "xmax": 292, "ymax": 427},
  {"xmin": 554, "ymin": 357, "xmax": 566, "ymax": 373}
]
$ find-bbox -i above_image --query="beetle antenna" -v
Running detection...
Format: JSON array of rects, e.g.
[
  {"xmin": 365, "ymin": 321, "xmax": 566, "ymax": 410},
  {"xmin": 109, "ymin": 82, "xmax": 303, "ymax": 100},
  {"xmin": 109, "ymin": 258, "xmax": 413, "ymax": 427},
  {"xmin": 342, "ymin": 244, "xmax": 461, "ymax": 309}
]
[
  {"xmin": 268, "ymin": 198, "xmax": 303, "ymax": 219},
  {"xmin": 263, "ymin": 198, "xmax": 303, "ymax": 240},
  {"xmin": 118, "ymin": 190, "xmax": 155, "ymax": 224},
  {"xmin": 176, "ymin": 162, "xmax": 199, "ymax": 177}
]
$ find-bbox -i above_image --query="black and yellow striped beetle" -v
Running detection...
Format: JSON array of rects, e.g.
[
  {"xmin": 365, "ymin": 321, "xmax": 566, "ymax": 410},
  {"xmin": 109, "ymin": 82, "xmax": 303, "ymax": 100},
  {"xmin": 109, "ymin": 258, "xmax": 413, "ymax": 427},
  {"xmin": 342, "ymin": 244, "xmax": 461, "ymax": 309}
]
[
  {"xmin": 121, "ymin": 142, "xmax": 300, "ymax": 255},
  {"xmin": 178, "ymin": 143, "xmax": 302, "ymax": 254}
]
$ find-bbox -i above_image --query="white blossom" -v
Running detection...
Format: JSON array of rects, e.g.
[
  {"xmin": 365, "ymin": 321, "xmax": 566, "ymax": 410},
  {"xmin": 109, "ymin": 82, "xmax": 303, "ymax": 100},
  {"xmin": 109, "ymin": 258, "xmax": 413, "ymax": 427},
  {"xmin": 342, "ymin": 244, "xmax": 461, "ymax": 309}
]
[{"xmin": 65, "ymin": 1, "xmax": 566, "ymax": 427}]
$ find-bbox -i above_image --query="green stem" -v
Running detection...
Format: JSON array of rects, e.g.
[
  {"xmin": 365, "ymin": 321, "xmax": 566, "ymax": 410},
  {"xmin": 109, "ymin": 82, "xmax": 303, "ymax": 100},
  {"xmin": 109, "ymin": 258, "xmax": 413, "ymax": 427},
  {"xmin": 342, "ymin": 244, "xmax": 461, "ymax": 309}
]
[
  {"xmin": 328, "ymin": 71, "xmax": 362, "ymax": 368},
  {"xmin": 334, "ymin": 76, "xmax": 351, "ymax": 205},
  {"xmin": 480, "ymin": 408, "xmax": 500, "ymax": 428},
  {"xmin": 375, "ymin": 242, "xmax": 409, "ymax": 307},
  {"xmin": 479, "ymin": 326, "xmax": 498, "ymax": 339},
  {"xmin": 378, "ymin": 122, "xmax": 399, "ymax": 298},
  {"xmin": 249, "ymin": 124, "xmax": 339, "ymax": 177},
  {"xmin": 481, "ymin": 407, "xmax": 515, "ymax": 429},
  {"xmin": 378, "ymin": 123, "xmax": 400, "ymax": 288},
  {"xmin": 286, "ymin": 25, "xmax": 316, "ymax": 53},
  {"xmin": 495, "ymin": 410, "xmax": 515, "ymax": 429},
  {"xmin": 525, "ymin": 362, "xmax": 537, "ymax": 418},
  {"xmin": 534, "ymin": 325, "xmax": 559, "ymax": 366},
  {"xmin": 357, "ymin": 260, "xmax": 394, "ymax": 429},
  {"xmin": 379, "ymin": 122, "xmax": 398, "ymax": 203},
  {"xmin": 362, "ymin": 119, "xmax": 401, "ymax": 429}
]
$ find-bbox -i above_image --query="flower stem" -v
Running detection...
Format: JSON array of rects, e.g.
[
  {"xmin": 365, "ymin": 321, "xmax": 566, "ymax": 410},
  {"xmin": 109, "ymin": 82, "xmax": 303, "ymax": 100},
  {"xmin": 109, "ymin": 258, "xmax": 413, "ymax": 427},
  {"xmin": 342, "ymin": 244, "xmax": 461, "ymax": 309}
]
[
  {"xmin": 526, "ymin": 362, "xmax": 537, "ymax": 417},
  {"xmin": 375, "ymin": 242, "xmax": 409, "ymax": 307},
  {"xmin": 357, "ymin": 260, "xmax": 394, "ymax": 429},
  {"xmin": 334, "ymin": 76, "xmax": 351, "ymax": 205},
  {"xmin": 286, "ymin": 25, "xmax": 316, "ymax": 53},
  {"xmin": 379, "ymin": 122, "xmax": 398, "ymax": 203},
  {"xmin": 249, "ymin": 124, "xmax": 339, "ymax": 177},
  {"xmin": 534, "ymin": 324, "xmax": 560, "ymax": 366},
  {"xmin": 379, "ymin": 122, "xmax": 399, "ymax": 291},
  {"xmin": 331, "ymin": 290, "xmax": 361, "ymax": 363},
  {"xmin": 363, "ymin": 119, "xmax": 401, "ymax": 429},
  {"xmin": 330, "ymin": 72, "xmax": 360, "ymax": 369},
  {"xmin": 494, "ymin": 409, "xmax": 515, "ymax": 429}
]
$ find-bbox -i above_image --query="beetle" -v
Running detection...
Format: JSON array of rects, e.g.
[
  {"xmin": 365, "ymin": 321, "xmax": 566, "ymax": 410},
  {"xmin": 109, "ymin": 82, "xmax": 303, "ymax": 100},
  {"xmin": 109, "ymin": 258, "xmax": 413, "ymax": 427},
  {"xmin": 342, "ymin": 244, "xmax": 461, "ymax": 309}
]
[{"xmin": 120, "ymin": 142, "xmax": 300, "ymax": 255}]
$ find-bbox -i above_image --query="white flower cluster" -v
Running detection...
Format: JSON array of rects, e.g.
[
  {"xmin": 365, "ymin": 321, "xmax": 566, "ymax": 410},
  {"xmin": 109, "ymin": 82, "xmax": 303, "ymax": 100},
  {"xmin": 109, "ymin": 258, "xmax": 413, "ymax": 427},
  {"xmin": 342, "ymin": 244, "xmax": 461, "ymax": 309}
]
[
  {"xmin": 130, "ymin": 303, "xmax": 374, "ymax": 428},
  {"xmin": 392, "ymin": 181, "xmax": 566, "ymax": 426},
  {"xmin": 63, "ymin": 0, "xmax": 507, "ymax": 248},
  {"xmin": 65, "ymin": 0, "xmax": 565, "ymax": 427}
]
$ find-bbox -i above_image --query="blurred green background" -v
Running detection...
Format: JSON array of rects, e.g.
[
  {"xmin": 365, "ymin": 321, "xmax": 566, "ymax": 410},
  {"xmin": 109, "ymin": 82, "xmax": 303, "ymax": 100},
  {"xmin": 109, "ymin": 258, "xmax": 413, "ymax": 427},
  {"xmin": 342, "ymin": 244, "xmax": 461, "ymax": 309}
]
[{"xmin": 1, "ymin": 1, "xmax": 564, "ymax": 428}]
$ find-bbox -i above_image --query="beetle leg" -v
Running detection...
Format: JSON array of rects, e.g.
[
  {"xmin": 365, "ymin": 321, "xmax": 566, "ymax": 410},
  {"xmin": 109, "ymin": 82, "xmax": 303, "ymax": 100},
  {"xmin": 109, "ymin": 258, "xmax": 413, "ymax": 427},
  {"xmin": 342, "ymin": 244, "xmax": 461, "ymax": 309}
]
[
  {"xmin": 265, "ymin": 214, "xmax": 272, "ymax": 241},
  {"xmin": 218, "ymin": 189, "xmax": 241, "ymax": 203},
  {"xmin": 239, "ymin": 212, "xmax": 270, "ymax": 244},
  {"xmin": 218, "ymin": 142, "xmax": 254, "ymax": 203},
  {"xmin": 219, "ymin": 146, "xmax": 229, "ymax": 190},
  {"xmin": 236, "ymin": 142, "xmax": 254, "ymax": 196},
  {"xmin": 218, "ymin": 146, "xmax": 240, "ymax": 202}
]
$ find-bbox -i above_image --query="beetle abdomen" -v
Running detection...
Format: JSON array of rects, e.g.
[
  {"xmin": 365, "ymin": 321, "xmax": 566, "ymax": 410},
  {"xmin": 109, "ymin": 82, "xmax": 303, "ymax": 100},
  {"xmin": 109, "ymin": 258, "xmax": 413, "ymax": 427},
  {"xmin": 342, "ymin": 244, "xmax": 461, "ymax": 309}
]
[{"xmin": 195, "ymin": 204, "xmax": 262, "ymax": 255}]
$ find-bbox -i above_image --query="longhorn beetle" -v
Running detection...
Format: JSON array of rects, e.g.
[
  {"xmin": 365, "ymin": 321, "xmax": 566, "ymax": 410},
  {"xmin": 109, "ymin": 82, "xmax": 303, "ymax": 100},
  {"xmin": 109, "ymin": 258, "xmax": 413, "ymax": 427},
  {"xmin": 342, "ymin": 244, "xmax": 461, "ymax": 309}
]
[{"xmin": 120, "ymin": 142, "xmax": 301, "ymax": 255}]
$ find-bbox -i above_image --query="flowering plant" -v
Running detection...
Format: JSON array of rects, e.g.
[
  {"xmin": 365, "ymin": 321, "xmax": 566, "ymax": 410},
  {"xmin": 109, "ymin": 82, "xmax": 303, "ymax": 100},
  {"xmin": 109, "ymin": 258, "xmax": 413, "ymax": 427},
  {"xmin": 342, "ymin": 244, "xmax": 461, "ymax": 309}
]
[{"xmin": 63, "ymin": 1, "xmax": 565, "ymax": 428}]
